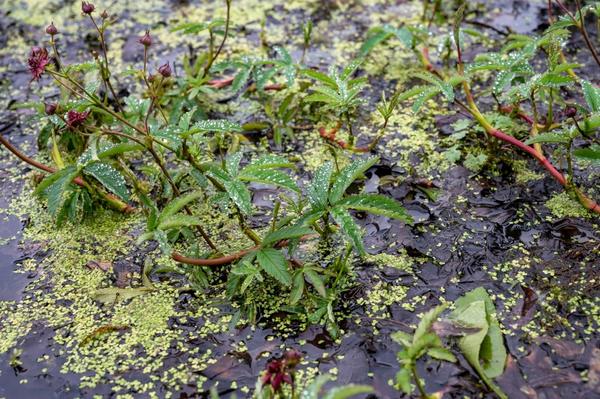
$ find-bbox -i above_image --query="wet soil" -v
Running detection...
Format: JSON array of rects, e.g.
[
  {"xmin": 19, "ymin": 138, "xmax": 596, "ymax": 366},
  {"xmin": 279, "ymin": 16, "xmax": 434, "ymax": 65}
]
[{"xmin": 0, "ymin": 0, "xmax": 599, "ymax": 398}]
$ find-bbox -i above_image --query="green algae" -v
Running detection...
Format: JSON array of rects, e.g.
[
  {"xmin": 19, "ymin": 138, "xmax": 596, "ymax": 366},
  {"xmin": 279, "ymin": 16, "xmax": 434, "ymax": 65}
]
[{"xmin": 545, "ymin": 192, "xmax": 593, "ymax": 219}]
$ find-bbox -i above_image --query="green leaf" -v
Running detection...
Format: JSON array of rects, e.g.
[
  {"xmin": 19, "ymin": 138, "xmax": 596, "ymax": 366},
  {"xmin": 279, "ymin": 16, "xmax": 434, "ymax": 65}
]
[
  {"xmin": 524, "ymin": 132, "xmax": 571, "ymax": 145},
  {"xmin": 158, "ymin": 191, "xmax": 204, "ymax": 223},
  {"xmin": 242, "ymin": 155, "xmax": 294, "ymax": 171},
  {"xmin": 322, "ymin": 385, "xmax": 374, "ymax": 399},
  {"xmin": 395, "ymin": 367, "xmax": 412, "ymax": 394},
  {"xmin": 290, "ymin": 271, "xmax": 305, "ymax": 305},
  {"xmin": 223, "ymin": 179, "xmax": 253, "ymax": 215},
  {"xmin": 83, "ymin": 162, "xmax": 129, "ymax": 201},
  {"xmin": 573, "ymin": 147, "xmax": 600, "ymax": 163},
  {"xmin": 581, "ymin": 79, "xmax": 600, "ymax": 112},
  {"xmin": 225, "ymin": 152, "xmax": 243, "ymax": 176},
  {"xmin": 157, "ymin": 214, "xmax": 205, "ymax": 230},
  {"xmin": 329, "ymin": 157, "xmax": 378, "ymax": 204},
  {"xmin": 336, "ymin": 194, "xmax": 412, "ymax": 223},
  {"xmin": 301, "ymin": 375, "xmax": 331, "ymax": 399},
  {"xmin": 391, "ymin": 331, "xmax": 413, "ymax": 347},
  {"xmin": 302, "ymin": 68, "xmax": 337, "ymax": 87},
  {"xmin": 256, "ymin": 248, "xmax": 292, "ymax": 286},
  {"xmin": 262, "ymin": 225, "xmax": 313, "ymax": 247},
  {"xmin": 427, "ymin": 347, "xmax": 457, "ymax": 362},
  {"xmin": 360, "ymin": 29, "xmax": 392, "ymax": 56},
  {"xmin": 188, "ymin": 119, "xmax": 243, "ymax": 136},
  {"xmin": 414, "ymin": 304, "xmax": 448, "ymax": 343},
  {"xmin": 307, "ymin": 161, "xmax": 333, "ymax": 208},
  {"xmin": 450, "ymin": 288, "xmax": 508, "ymax": 399},
  {"xmin": 239, "ymin": 169, "xmax": 299, "ymax": 192},
  {"xmin": 330, "ymin": 206, "xmax": 365, "ymax": 256},
  {"xmin": 304, "ymin": 269, "xmax": 327, "ymax": 298}
]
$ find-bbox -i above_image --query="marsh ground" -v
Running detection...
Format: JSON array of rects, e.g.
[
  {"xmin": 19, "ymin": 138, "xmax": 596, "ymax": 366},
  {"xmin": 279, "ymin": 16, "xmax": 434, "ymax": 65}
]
[{"xmin": 0, "ymin": 0, "xmax": 599, "ymax": 398}]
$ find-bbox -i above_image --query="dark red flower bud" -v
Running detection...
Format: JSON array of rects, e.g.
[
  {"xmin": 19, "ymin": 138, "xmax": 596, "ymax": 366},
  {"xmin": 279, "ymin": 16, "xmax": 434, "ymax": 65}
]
[
  {"xmin": 45, "ymin": 103, "xmax": 58, "ymax": 115},
  {"xmin": 100, "ymin": 10, "xmax": 109, "ymax": 19},
  {"xmin": 81, "ymin": 2, "xmax": 95, "ymax": 14},
  {"xmin": 564, "ymin": 106, "xmax": 577, "ymax": 118},
  {"xmin": 27, "ymin": 47, "xmax": 50, "ymax": 81},
  {"xmin": 45, "ymin": 22, "xmax": 58, "ymax": 36},
  {"xmin": 66, "ymin": 109, "xmax": 91, "ymax": 128},
  {"xmin": 139, "ymin": 30, "xmax": 152, "ymax": 47},
  {"xmin": 158, "ymin": 62, "xmax": 172, "ymax": 78},
  {"xmin": 284, "ymin": 349, "xmax": 301, "ymax": 367}
]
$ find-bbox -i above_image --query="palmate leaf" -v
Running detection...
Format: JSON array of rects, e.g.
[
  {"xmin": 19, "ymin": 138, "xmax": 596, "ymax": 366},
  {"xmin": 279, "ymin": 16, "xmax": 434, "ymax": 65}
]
[
  {"xmin": 304, "ymin": 268, "xmax": 327, "ymax": 298},
  {"xmin": 83, "ymin": 162, "xmax": 129, "ymax": 201},
  {"xmin": 336, "ymin": 194, "xmax": 412, "ymax": 223},
  {"xmin": 238, "ymin": 169, "xmax": 299, "ymax": 192},
  {"xmin": 308, "ymin": 161, "xmax": 333, "ymax": 208},
  {"xmin": 329, "ymin": 156, "xmax": 378, "ymax": 203},
  {"xmin": 256, "ymin": 248, "xmax": 292, "ymax": 286},
  {"xmin": 330, "ymin": 206, "xmax": 365, "ymax": 256}
]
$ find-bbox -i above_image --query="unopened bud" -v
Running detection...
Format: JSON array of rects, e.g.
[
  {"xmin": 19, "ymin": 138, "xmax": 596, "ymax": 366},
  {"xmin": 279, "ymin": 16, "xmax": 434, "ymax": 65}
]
[
  {"xmin": 564, "ymin": 106, "xmax": 577, "ymax": 118},
  {"xmin": 81, "ymin": 1, "xmax": 95, "ymax": 14},
  {"xmin": 100, "ymin": 10, "xmax": 109, "ymax": 19},
  {"xmin": 158, "ymin": 62, "xmax": 172, "ymax": 78},
  {"xmin": 45, "ymin": 21, "xmax": 58, "ymax": 36},
  {"xmin": 139, "ymin": 30, "xmax": 152, "ymax": 47},
  {"xmin": 45, "ymin": 102, "xmax": 58, "ymax": 115}
]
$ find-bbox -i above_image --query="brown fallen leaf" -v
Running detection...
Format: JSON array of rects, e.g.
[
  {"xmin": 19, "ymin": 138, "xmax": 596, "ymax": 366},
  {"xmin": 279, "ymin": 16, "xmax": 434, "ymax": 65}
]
[{"xmin": 86, "ymin": 260, "xmax": 112, "ymax": 272}]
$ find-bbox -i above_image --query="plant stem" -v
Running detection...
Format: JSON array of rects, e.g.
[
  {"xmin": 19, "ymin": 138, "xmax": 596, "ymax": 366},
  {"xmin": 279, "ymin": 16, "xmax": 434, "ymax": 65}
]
[
  {"xmin": 0, "ymin": 134, "xmax": 134, "ymax": 213},
  {"xmin": 411, "ymin": 365, "xmax": 427, "ymax": 398},
  {"xmin": 88, "ymin": 15, "xmax": 123, "ymax": 112},
  {"xmin": 203, "ymin": 0, "xmax": 231, "ymax": 77}
]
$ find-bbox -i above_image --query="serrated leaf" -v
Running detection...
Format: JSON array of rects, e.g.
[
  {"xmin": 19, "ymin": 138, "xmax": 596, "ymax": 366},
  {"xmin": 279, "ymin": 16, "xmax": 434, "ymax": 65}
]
[
  {"xmin": 242, "ymin": 154, "xmax": 294, "ymax": 172},
  {"xmin": 304, "ymin": 269, "xmax": 326, "ymax": 297},
  {"xmin": 83, "ymin": 162, "xmax": 129, "ymax": 201},
  {"xmin": 329, "ymin": 157, "xmax": 378, "ymax": 203},
  {"xmin": 360, "ymin": 29, "xmax": 392, "ymax": 56},
  {"xmin": 524, "ymin": 132, "xmax": 571, "ymax": 145},
  {"xmin": 159, "ymin": 191, "xmax": 203, "ymax": 223},
  {"xmin": 581, "ymin": 79, "xmax": 600, "ymax": 112},
  {"xmin": 308, "ymin": 161, "xmax": 333, "ymax": 208},
  {"xmin": 256, "ymin": 248, "xmax": 292, "ymax": 286},
  {"xmin": 190, "ymin": 119, "xmax": 243, "ymax": 135},
  {"xmin": 336, "ymin": 194, "xmax": 412, "ymax": 223},
  {"xmin": 225, "ymin": 152, "xmax": 243, "ymax": 176},
  {"xmin": 391, "ymin": 331, "xmax": 413, "ymax": 347},
  {"xmin": 262, "ymin": 226, "xmax": 313, "ymax": 247},
  {"xmin": 239, "ymin": 169, "xmax": 299, "ymax": 192},
  {"xmin": 223, "ymin": 179, "xmax": 252, "ymax": 215},
  {"xmin": 427, "ymin": 347, "xmax": 457, "ymax": 362},
  {"xmin": 157, "ymin": 214, "xmax": 204, "ymax": 230},
  {"xmin": 330, "ymin": 206, "xmax": 365, "ymax": 256},
  {"xmin": 302, "ymin": 68, "xmax": 337, "ymax": 87},
  {"xmin": 573, "ymin": 147, "xmax": 600, "ymax": 163},
  {"xmin": 290, "ymin": 271, "xmax": 305, "ymax": 305}
]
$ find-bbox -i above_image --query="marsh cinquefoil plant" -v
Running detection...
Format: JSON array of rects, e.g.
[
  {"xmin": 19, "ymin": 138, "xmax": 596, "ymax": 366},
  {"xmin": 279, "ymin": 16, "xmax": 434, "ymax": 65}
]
[
  {"xmin": 0, "ymin": 1, "xmax": 413, "ymax": 334},
  {"xmin": 362, "ymin": 3, "xmax": 600, "ymax": 214}
]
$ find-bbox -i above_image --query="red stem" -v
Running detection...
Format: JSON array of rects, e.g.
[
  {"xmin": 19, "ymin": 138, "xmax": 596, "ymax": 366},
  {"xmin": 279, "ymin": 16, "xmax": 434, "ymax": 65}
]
[{"xmin": 0, "ymin": 134, "xmax": 135, "ymax": 213}]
